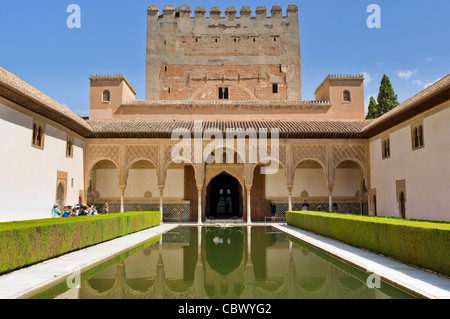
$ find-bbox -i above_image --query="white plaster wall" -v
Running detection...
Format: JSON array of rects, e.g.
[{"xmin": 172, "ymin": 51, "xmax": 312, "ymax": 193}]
[
  {"xmin": 333, "ymin": 168, "xmax": 361, "ymax": 197},
  {"xmin": 0, "ymin": 99, "xmax": 85, "ymax": 222},
  {"xmin": 98, "ymin": 167, "xmax": 185, "ymax": 200},
  {"xmin": 95, "ymin": 168, "xmax": 121, "ymax": 198},
  {"xmin": 265, "ymin": 164, "xmax": 361, "ymax": 200},
  {"xmin": 124, "ymin": 168, "xmax": 158, "ymax": 198},
  {"xmin": 163, "ymin": 168, "xmax": 184, "ymax": 198},
  {"xmin": 265, "ymin": 168, "xmax": 288, "ymax": 197},
  {"xmin": 292, "ymin": 168, "xmax": 329, "ymax": 198},
  {"xmin": 369, "ymin": 102, "xmax": 450, "ymax": 222}
]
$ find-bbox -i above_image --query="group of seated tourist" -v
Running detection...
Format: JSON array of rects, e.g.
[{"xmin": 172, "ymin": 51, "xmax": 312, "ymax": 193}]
[
  {"xmin": 61, "ymin": 204, "xmax": 98, "ymax": 217},
  {"xmin": 52, "ymin": 203, "xmax": 109, "ymax": 218}
]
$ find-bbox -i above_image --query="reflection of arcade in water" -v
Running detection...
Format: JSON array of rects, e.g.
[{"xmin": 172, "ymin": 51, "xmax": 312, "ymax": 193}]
[{"xmin": 72, "ymin": 227, "xmax": 390, "ymax": 299}]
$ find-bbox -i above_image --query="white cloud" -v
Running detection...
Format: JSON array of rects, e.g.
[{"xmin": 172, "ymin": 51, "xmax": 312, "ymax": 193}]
[
  {"xmin": 396, "ymin": 69, "xmax": 417, "ymax": 81},
  {"xmin": 362, "ymin": 72, "xmax": 373, "ymax": 87},
  {"xmin": 412, "ymin": 79, "xmax": 424, "ymax": 86},
  {"xmin": 426, "ymin": 57, "xmax": 434, "ymax": 62}
]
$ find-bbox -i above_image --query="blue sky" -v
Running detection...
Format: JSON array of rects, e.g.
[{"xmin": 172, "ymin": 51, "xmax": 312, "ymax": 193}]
[{"xmin": 0, "ymin": 0, "xmax": 449, "ymax": 117}]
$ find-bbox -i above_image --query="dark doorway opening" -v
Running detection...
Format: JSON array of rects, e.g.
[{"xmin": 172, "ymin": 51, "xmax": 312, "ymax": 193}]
[
  {"xmin": 206, "ymin": 173, "xmax": 243, "ymax": 220},
  {"xmin": 400, "ymin": 192, "xmax": 406, "ymax": 219}
]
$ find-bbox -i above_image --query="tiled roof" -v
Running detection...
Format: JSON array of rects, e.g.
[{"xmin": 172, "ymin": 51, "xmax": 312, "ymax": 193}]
[
  {"xmin": 87, "ymin": 119, "xmax": 372, "ymax": 139},
  {"xmin": 0, "ymin": 67, "xmax": 93, "ymax": 136}
]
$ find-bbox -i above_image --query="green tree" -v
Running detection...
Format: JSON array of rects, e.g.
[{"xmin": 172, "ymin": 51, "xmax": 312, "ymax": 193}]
[
  {"xmin": 366, "ymin": 96, "xmax": 381, "ymax": 119},
  {"xmin": 377, "ymin": 74, "xmax": 399, "ymax": 115}
]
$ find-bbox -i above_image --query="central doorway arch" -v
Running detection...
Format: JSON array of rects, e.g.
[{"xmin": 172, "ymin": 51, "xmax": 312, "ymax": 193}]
[{"xmin": 206, "ymin": 173, "xmax": 243, "ymax": 220}]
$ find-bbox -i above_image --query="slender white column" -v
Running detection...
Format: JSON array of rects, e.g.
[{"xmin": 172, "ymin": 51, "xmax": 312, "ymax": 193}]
[
  {"xmin": 287, "ymin": 186, "xmax": 293, "ymax": 211},
  {"xmin": 119, "ymin": 185, "xmax": 125, "ymax": 213},
  {"xmin": 197, "ymin": 186, "xmax": 202, "ymax": 224},
  {"xmin": 328, "ymin": 188, "xmax": 333, "ymax": 212}
]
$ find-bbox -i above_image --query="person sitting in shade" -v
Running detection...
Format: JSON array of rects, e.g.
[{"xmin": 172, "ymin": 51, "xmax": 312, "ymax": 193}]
[
  {"xmin": 102, "ymin": 203, "xmax": 109, "ymax": 214},
  {"xmin": 270, "ymin": 203, "xmax": 276, "ymax": 221},
  {"xmin": 333, "ymin": 203, "xmax": 340, "ymax": 212},
  {"xmin": 51, "ymin": 204, "xmax": 61, "ymax": 218},
  {"xmin": 301, "ymin": 200, "xmax": 310, "ymax": 211}
]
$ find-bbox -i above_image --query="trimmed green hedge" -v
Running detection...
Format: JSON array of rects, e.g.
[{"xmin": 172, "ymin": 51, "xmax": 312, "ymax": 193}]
[
  {"xmin": 0, "ymin": 211, "xmax": 160, "ymax": 275},
  {"xmin": 286, "ymin": 211, "xmax": 450, "ymax": 277}
]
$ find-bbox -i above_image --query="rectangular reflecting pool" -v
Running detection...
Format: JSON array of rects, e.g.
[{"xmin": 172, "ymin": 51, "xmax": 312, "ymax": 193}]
[{"xmin": 31, "ymin": 226, "xmax": 418, "ymax": 299}]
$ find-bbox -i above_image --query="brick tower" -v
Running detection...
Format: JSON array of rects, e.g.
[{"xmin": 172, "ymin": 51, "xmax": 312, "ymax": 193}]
[{"xmin": 145, "ymin": 5, "xmax": 301, "ymax": 101}]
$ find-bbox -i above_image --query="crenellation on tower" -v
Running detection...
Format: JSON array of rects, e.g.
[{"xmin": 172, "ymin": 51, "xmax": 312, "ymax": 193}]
[
  {"xmin": 148, "ymin": 5, "xmax": 299, "ymax": 20},
  {"xmin": 194, "ymin": 6, "xmax": 206, "ymax": 18},
  {"xmin": 209, "ymin": 7, "xmax": 221, "ymax": 19},
  {"xmin": 147, "ymin": 5, "xmax": 159, "ymax": 16},
  {"xmin": 225, "ymin": 7, "xmax": 237, "ymax": 20},
  {"xmin": 177, "ymin": 4, "xmax": 192, "ymax": 18},
  {"xmin": 239, "ymin": 6, "xmax": 252, "ymax": 19},
  {"xmin": 286, "ymin": 4, "xmax": 298, "ymax": 17},
  {"xmin": 255, "ymin": 6, "xmax": 267, "ymax": 20},
  {"xmin": 270, "ymin": 6, "xmax": 283, "ymax": 19},
  {"xmin": 162, "ymin": 5, "xmax": 175, "ymax": 20}
]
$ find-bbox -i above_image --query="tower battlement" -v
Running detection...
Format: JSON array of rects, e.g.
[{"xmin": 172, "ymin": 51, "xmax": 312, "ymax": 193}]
[{"xmin": 147, "ymin": 5, "xmax": 298, "ymax": 20}]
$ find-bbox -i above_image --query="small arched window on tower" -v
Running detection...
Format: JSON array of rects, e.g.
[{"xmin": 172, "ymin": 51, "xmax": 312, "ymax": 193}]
[
  {"xmin": 343, "ymin": 90, "xmax": 351, "ymax": 103},
  {"xmin": 102, "ymin": 90, "xmax": 111, "ymax": 103},
  {"xmin": 272, "ymin": 83, "xmax": 279, "ymax": 94},
  {"xmin": 218, "ymin": 87, "xmax": 229, "ymax": 100}
]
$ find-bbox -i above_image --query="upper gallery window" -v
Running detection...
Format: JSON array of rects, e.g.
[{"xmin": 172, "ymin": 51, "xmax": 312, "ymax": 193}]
[
  {"xmin": 32, "ymin": 121, "xmax": 45, "ymax": 149},
  {"xmin": 343, "ymin": 90, "xmax": 351, "ymax": 103},
  {"xmin": 102, "ymin": 90, "xmax": 111, "ymax": 102},
  {"xmin": 66, "ymin": 135, "xmax": 74, "ymax": 158},
  {"xmin": 382, "ymin": 137, "xmax": 390, "ymax": 159},
  {"xmin": 411, "ymin": 123, "xmax": 424, "ymax": 150}
]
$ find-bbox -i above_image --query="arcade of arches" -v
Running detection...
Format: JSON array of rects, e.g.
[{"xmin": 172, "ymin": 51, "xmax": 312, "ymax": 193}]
[{"xmin": 85, "ymin": 139, "xmax": 370, "ymax": 222}]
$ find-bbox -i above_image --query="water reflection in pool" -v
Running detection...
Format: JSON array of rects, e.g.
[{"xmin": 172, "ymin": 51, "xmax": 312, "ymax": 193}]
[{"xmin": 56, "ymin": 226, "xmax": 414, "ymax": 299}]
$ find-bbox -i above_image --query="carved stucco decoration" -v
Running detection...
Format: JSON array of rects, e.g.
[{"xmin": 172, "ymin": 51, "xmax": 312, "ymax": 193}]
[
  {"xmin": 87, "ymin": 144, "xmax": 121, "ymax": 171},
  {"xmin": 126, "ymin": 145, "xmax": 159, "ymax": 168},
  {"xmin": 292, "ymin": 143, "xmax": 327, "ymax": 170},
  {"xmin": 332, "ymin": 144, "xmax": 368, "ymax": 176}
]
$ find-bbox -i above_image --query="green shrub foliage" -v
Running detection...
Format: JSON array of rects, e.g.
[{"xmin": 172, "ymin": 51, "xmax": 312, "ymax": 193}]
[
  {"xmin": 0, "ymin": 211, "xmax": 160, "ymax": 274},
  {"xmin": 286, "ymin": 211, "xmax": 450, "ymax": 277}
]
